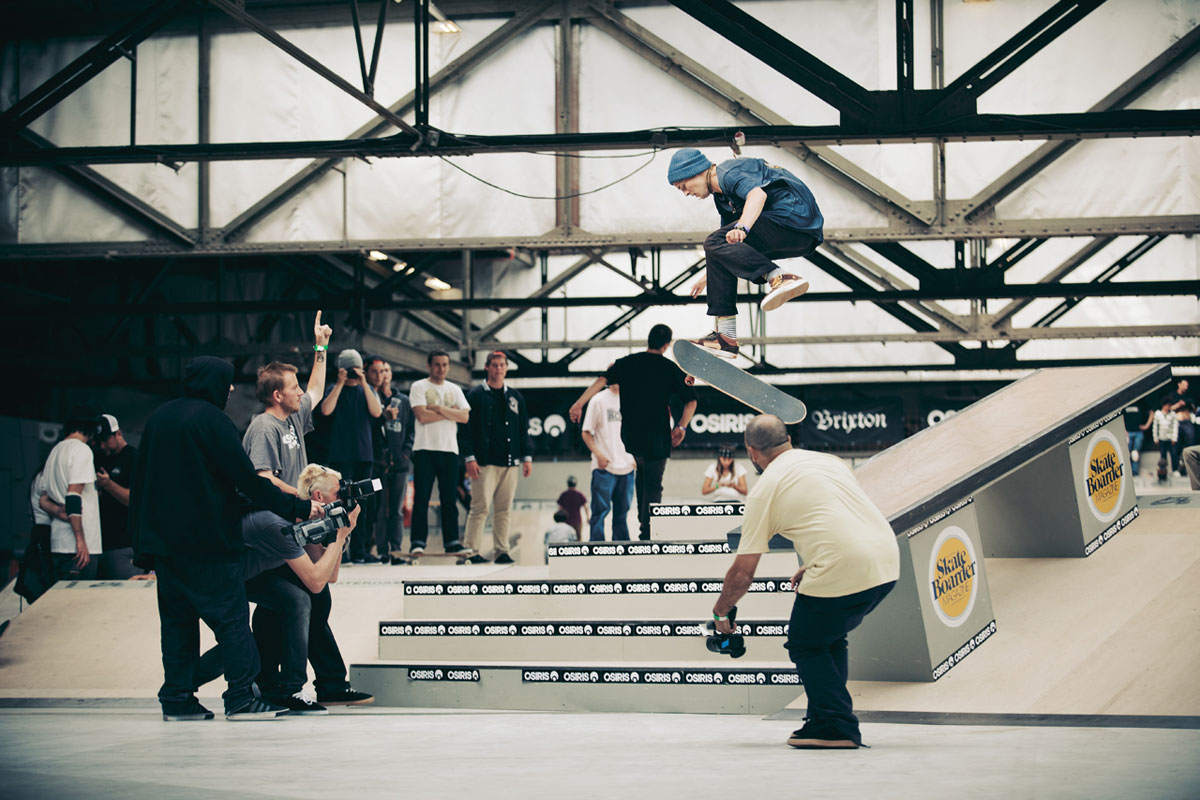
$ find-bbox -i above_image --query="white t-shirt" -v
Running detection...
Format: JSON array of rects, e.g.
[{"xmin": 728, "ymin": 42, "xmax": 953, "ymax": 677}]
[
  {"xmin": 704, "ymin": 462, "xmax": 748, "ymax": 502},
  {"xmin": 410, "ymin": 378, "xmax": 469, "ymax": 453},
  {"xmin": 737, "ymin": 448, "xmax": 898, "ymax": 598},
  {"xmin": 30, "ymin": 470, "xmax": 51, "ymax": 526},
  {"xmin": 43, "ymin": 437, "xmax": 103, "ymax": 555},
  {"xmin": 581, "ymin": 389, "xmax": 635, "ymax": 476}
]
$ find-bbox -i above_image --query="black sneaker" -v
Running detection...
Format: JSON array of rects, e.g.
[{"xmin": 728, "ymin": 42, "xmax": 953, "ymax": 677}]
[
  {"xmin": 410, "ymin": 545, "xmax": 425, "ymax": 555},
  {"xmin": 317, "ymin": 687, "xmax": 374, "ymax": 706},
  {"xmin": 494, "ymin": 552, "xmax": 514, "ymax": 564},
  {"xmin": 162, "ymin": 699, "xmax": 214, "ymax": 721},
  {"xmin": 444, "ymin": 541, "xmax": 465, "ymax": 553},
  {"xmin": 467, "ymin": 554, "xmax": 489, "ymax": 564},
  {"xmin": 786, "ymin": 719, "xmax": 859, "ymax": 750},
  {"xmin": 267, "ymin": 691, "xmax": 328, "ymax": 716},
  {"xmin": 378, "ymin": 553, "xmax": 392, "ymax": 563},
  {"xmin": 226, "ymin": 697, "xmax": 290, "ymax": 721}
]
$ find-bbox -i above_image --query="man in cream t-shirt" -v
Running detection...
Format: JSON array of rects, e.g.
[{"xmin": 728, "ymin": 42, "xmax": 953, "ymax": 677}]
[
  {"xmin": 581, "ymin": 385, "xmax": 636, "ymax": 541},
  {"xmin": 408, "ymin": 350, "xmax": 470, "ymax": 553},
  {"xmin": 43, "ymin": 414, "xmax": 104, "ymax": 579},
  {"xmin": 711, "ymin": 414, "xmax": 898, "ymax": 751}
]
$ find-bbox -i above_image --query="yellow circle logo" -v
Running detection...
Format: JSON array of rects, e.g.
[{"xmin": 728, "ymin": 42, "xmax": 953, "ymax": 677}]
[
  {"xmin": 1084, "ymin": 431, "xmax": 1124, "ymax": 523},
  {"xmin": 928, "ymin": 527, "xmax": 977, "ymax": 628}
]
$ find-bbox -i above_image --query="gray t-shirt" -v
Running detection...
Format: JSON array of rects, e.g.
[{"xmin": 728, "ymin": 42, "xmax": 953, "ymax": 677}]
[
  {"xmin": 240, "ymin": 510, "xmax": 306, "ymax": 581},
  {"xmin": 243, "ymin": 393, "xmax": 314, "ymax": 489}
]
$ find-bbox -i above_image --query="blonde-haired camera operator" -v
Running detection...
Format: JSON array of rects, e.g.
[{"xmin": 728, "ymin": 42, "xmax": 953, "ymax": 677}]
[{"xmin": 195, "ymin": 463, "xmax": 375, "ymax": 715}]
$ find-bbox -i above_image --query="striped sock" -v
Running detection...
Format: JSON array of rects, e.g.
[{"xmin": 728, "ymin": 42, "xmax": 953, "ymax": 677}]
[
  {"xmin": 716, "ymin": 316, "xmax": 737, "ymax": 340},
  {"xmin": 764, "ymin": 267, "xmax": 784, "ymax": 282}
]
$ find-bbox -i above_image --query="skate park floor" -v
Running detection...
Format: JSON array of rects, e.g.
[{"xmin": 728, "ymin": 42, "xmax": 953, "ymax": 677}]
[{"xmin": 2, "ymin": 492, "xmax": 1198, "ymax": 798}]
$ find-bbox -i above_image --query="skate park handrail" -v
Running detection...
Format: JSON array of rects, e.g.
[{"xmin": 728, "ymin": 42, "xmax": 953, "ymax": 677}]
[{"xmin": 854, "ymin": 363, "xmax": 1172, "ymax": 534}]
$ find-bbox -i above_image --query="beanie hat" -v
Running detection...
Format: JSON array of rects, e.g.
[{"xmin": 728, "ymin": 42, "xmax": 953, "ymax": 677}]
[
  {"xmin": 337, "ymin": 349, "xmax": 364, "ymax": 370},
  {"xmin": 667, "ymin": 148, "xmax": 712, "ymax": 184}
]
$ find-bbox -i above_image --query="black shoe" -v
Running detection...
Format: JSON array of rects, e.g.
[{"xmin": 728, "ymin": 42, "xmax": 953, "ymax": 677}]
[
  {"xmin": 226, "ymin": 697, "xmax": 290, "ymax": 721},
  {"xmin": 410, "ymin": 545, "xmax": 425, "ymax": 555},
  {"xmin": 162, "ymin": 699, "xmax": 214, "ymax": 721},
  {"xmin": 444, "ymin": 541, "xmax": 465, "ymax": 553},
  {"xmin": 267, "ymin": 691, "xmax": 328, "ymax": 716},
  {"xmin": 638, "ymin": 533, "xmax": 650, "ymax": 541},
  {"xmin": 378, "ymin": 553, "xmax": 391, "ymax": 563},
  {"xmin": 317, "ymin": 687, "xmax": 374, "ymax": 706},
  {"xmin": 467, "ymin": 554, "xmax": 489, "ymax": 564},
  {"xmin": 786, "ymin": 719, "xmax": 859, "ymax": 750},
  {"xmin": 494, "ymin": 552, "xmax": 514, "ymax": 564}
]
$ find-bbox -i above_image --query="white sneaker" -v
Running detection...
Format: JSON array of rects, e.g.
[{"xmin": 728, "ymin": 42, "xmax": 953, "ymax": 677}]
[{"xmin": 761, "ymin": 274, "xmax": 809, "ymax": 311}]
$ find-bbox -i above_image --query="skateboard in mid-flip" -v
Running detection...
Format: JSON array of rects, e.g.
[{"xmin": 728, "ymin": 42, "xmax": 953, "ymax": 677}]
[
  {"xmin": 673, "ymin": 340, "xmax": 807, "ymax": 424},
  {"xmin": 389, "ymin": 549, "xmax": 478, "ymax": 565}
]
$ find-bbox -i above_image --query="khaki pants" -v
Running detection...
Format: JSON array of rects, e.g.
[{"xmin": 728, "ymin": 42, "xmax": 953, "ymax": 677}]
[
  {"xmin": 464, "ymin": 465, "xmax": 520, "ymax": 555},
  {"xmin": 1184, "ymin": 445, "xmax": 1200, "ymax": 490}
]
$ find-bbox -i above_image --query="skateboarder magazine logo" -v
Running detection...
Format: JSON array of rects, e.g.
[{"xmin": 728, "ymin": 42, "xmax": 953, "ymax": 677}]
[
  {"xmin": 928, "ymin": 527, "xmax": 978, "ymax": 628},
  {"xmin": 1083, "ymin": 431, "xmax": 1124, "ymax": 523}
]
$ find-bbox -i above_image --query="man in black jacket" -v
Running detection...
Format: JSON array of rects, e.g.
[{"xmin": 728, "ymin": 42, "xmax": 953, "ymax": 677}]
[
  {"xmin": 461, "ymin": 351, "xmax": 533, "ymax": 564},
  {"xmin": 130, "ymin": 357, "xmax": 320, "ymax": 722}
]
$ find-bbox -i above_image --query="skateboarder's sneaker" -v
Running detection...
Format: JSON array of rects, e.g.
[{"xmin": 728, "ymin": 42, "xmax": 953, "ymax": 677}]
[
  {"xmin": 317, "ymin": 687, "xmax": 374, "ymax": 706},
  {"xmin": 162, "ymin": 698, "xmax": 214, "ymax": 721},
  {"xmin": 690, "ymin": 331, "xmax": 739, "ymax": 360},
  {"xmin": 494, "ymin": 553, "xmax": 515, "ymax": 564},
  {"xmin": 267, "ymin": 690, "xmax": 328, "ymax": 716},
  {"xmin": 761, "ymin": 274, "xmax": 809, "ymax": 312},
  {"xmin": 468, "ymin": 554, "xmax": 490, "ymax": 564},
  {"xmin": 444, "ymin": 541, "xmax": 465, "ymax": 553}
]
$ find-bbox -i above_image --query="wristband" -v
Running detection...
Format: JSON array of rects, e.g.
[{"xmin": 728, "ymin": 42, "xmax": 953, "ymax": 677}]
[
  {"xmin": 713, "ymin": 612, "xmax": 728, "ymax": 621},
  {"xmin": 733, "ymin": 223, "xmax": 750, "ymax": 233},
  {"xmin": 314, "ymin": 344, "xmax": 328, "ymax": 352}
]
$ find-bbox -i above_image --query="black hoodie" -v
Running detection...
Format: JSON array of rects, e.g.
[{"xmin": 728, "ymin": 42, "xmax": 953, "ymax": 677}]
[{"xmin": 130, "ymin": 357, "xmax": 312, "ymax": 563}]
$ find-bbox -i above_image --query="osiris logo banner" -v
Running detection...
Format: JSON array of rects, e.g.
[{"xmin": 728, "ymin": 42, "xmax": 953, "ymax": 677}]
[
  {"xmin": 928, "ymin": 526, "xmax": 978, "ymax": 628},
  {"xmin": 1083, "ymin": 431, "xmax": 1124, "ymax": 523}
]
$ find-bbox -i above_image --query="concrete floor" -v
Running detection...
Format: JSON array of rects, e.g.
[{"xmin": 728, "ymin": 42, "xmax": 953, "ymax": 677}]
[{"xmin": 1, "ymin": 708, "xmax": 1197, "ymax": 800}]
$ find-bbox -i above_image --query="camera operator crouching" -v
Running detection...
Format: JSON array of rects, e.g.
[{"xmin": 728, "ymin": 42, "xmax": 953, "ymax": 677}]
[{"xmin": 196, "ymin": 463, "xmax": 376, "ymax": 713}]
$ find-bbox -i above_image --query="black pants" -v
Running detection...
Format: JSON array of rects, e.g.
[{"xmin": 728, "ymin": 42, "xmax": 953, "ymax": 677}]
[
  {"xmin": 154, "ymin": 556, "xmax": 258, "ymax": 713},
  {"xmin": 377, "ymin": 468, "xmax": 408, "ymax": 555},
  {"xmin": 411, "ymin": 450, "xmax": 461, "ymax": 549},
  {"xmin": 786, "ymin": 580, "xmax": 896, "ymax": 745},
  {"xmin": 329, "ymin": 460, "xmax": 379, "ymax": 560},
  {"xmin": 632, "ymin": 456, "xmax": 668, "ymax": 540},
  {"xmin": 704, "ymin": 219, "xmax": 819, "ymax": 317},
  {"xmin": 252, "ymin": 567, "xmax": 350, "ymax": 697}
]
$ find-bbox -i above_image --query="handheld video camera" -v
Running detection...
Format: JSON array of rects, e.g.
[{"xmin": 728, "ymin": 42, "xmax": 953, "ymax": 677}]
[
  {"xmin": 289, "ymin": 503, "xmax": 350, "ymax": 547},
  {"xmin": 338, "ymin": 477, "xmax": 383, "ymax": 511},
  {"xmin": 705, "ymin": 605, "xmax": 745, "ymax": 659}
]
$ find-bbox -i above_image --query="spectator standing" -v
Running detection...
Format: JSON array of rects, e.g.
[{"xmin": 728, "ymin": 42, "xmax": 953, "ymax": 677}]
[
  {"xmin": 462, "ymin": 351, "xmax": 533, "ymax": 565},
  {"xmin": 1152, "ymin": 399, "xmax": 1180, "ymax": 479},
  {"xmin": 556, "ymin": 476, "xmax": 588, "ymax": 541},
  {"xmin": 1166, "ymin": 379, "xmax": 1195, "ymax": 476},
  {"xmin": 243, "ymin": 311, "xmax": 332, "ymax": 495},
  {"xmin": 569, "ymin": 324, "xmax": 698, "ymax": 540},
  {"xmin": 581, "ymin": 385, "xmax": 636, "ymax": 542},
  {"xmin": 94, "ymin": 414, "xmax": 139, "ymax": 579},
  {"xmin": 42, "ymin": 412, "xmax": 102, "ymax": 579},
  {"xmin": 365, "ymin": 357, "xmax": 415, "ymax": 562},
  {"xmin": 409, "ymin": 351, "xmax": 470, "ymax": 554},
  {"xmin": 1123, "ymin": 404, "xmax": 1153, "ymax": 476},
  {"xmin": 319, "ymin": 348, "xmax": 383, "ymax": 563},
  {"xmin": 130, "ymin": 356, "xmax": 319, "ymax": 722}
]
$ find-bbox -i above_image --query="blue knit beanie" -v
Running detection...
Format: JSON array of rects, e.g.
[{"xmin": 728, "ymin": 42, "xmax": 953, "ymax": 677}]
[{"xmin": 667, "ymin": 149, "xmax": 712, "ymax": 184}]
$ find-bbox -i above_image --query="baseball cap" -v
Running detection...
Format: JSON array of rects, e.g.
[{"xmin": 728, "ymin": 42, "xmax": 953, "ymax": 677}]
[
  {"xmin": 337, "ymin": 349, "xmax": 364, "ymax": 370},
  {"xmin": 97, "ymin": 414, "xmax": 120, "ymax": 438}
]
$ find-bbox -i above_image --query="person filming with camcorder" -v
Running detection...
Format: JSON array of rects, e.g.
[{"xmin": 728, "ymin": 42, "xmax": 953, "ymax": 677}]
[{"xmin": 195, "ymin": 464, "xmax": 381, "ymax": 714}]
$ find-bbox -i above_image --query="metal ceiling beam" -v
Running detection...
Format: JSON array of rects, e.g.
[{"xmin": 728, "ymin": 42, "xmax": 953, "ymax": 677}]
[
  {"xmin": 3, "ymin": 215, "xmax": 1199, "ymax": 261},
  {"xmin": 955, "ymin": 23, "xmax": 1200, "ymax": 223},
  {"xmin": 586, "ymin": 2, "xmax": 934, "ymax": 227},
  {"xmin": 928, "ymin": 0, "xmax": 1104, "ymax": 116},
  {"xmin": 214, "ymin": 2, "xmax": 552, "ymax": 243},
  {"xmin": 665, "ymin": 0, "xmax": 874, "ymax": 121},
  {"xmin": 4, "ymin": 215, "xmax": 1198, "ymax": 260},
  {"xmin": 0, "ymin": 0, "xmax": 191, "ymax": 135},
  {"xmin": 17, "ymin": 130, "xmax": 196, "ymax": 245},
  {"xmin": 987, "ymin": 235, "xmax": 1116, "ymax": 326},
  {"xmin": 555, "ymin": 258, "xmax": 706, "ymax": 367},
  {"xmin": 6, "ymin": 108, "xmax": 1197, "ymax": 168},
  {"xmin": 806, "ymin": 250, "xmax": 968, "ymax": 361},
  {"xmin": 822, "ymin": 243, "xmax": 967, "ymax": 332},
  {"xmin": 473, "ymin": 253, "xmax": 598, "ymax": 341},
  {"xmin": 205, "ymin": 0, "xmax": 420, "ymax": 137}
]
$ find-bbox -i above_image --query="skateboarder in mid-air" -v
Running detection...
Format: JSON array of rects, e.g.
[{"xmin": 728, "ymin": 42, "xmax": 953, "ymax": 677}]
[{"xmin": 668, "ymin": 148, "xmax": 824, "ymax": 359}]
